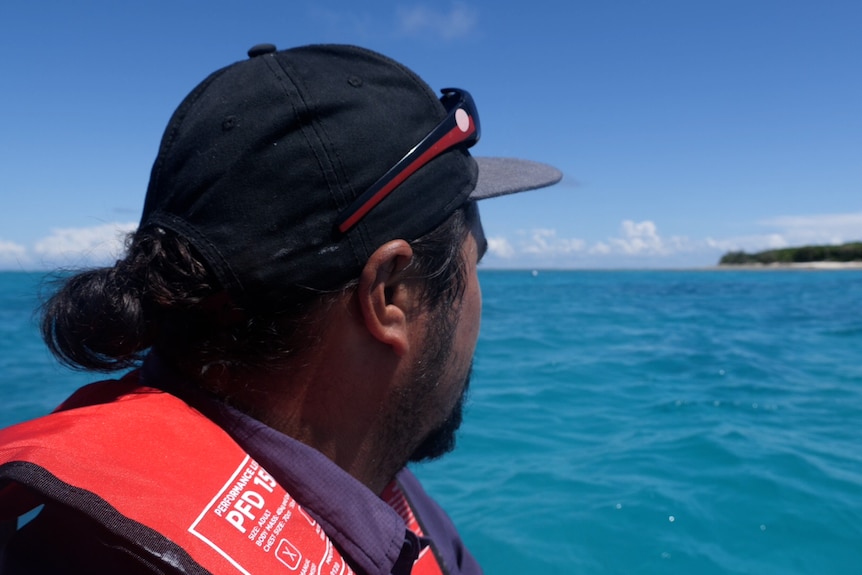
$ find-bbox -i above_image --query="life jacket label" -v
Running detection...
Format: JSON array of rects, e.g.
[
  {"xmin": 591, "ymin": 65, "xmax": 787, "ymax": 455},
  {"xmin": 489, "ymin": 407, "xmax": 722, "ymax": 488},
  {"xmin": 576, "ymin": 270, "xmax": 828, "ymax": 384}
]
[{"xmin": 189, "ymin": 455, "xmax": 353, "ymax": 575}]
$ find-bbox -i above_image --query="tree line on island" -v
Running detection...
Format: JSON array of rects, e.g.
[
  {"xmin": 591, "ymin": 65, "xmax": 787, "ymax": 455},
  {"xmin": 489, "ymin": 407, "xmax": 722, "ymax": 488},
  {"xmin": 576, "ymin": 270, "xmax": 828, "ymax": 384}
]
[{"xmin": 719, "ymin": 242, "xmax": 862, "ymax": 265}]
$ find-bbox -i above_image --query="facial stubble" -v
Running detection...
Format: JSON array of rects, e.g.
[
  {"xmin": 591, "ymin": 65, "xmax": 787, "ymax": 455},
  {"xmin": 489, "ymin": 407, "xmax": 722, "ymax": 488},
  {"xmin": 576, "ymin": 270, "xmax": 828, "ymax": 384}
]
[{"xmin": 378, "ymin": 303, "xmax": 473, "ymax": 477}]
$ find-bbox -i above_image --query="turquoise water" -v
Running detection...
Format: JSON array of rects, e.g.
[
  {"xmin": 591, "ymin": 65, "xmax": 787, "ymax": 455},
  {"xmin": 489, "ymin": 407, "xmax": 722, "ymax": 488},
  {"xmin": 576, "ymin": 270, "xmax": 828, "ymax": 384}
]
[{"xmin": 3, "ymin": 270, "xmax": 862, "ymax": 573}]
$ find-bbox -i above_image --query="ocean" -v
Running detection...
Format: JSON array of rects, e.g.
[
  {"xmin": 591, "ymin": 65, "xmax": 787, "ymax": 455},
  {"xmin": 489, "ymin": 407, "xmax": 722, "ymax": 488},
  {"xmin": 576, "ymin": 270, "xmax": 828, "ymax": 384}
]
[{"xmin": 2, "ymin": 270, "xmax": 861, "ymax": 574}]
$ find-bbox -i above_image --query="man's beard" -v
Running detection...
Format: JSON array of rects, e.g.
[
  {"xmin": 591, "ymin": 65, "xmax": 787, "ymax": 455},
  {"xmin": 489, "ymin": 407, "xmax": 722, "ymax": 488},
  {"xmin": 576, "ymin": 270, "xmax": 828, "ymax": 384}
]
[
  {"xmin": 407, "ymin": 366, "xmax": 471, "ymax": 463},
  {"xmin": 378, "ymin": 303, "xmax": 473, "ymax": 473}
]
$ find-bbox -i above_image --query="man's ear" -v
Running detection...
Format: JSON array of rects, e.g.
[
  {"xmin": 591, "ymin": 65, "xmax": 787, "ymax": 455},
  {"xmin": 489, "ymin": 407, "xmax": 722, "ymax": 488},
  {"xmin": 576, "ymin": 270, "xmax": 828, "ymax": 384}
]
[{"xmin": 356, "ymin": 240, "xmax": 416, "ymax": 356}]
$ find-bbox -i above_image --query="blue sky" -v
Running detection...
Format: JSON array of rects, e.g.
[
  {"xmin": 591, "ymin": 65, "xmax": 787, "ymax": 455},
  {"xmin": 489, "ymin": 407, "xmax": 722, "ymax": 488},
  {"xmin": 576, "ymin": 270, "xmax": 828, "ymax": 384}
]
[{"xmin": 1, "ymin": 0, "xmax": 860, "ymax": 270}]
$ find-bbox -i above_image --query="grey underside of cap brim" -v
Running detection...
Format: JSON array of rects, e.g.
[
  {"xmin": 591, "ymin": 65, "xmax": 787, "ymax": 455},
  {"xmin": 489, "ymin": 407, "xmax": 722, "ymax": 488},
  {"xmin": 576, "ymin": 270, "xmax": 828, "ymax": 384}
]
[{"xmin": 470, "ymin": 157, "xmax": 563, "ymax": 200}]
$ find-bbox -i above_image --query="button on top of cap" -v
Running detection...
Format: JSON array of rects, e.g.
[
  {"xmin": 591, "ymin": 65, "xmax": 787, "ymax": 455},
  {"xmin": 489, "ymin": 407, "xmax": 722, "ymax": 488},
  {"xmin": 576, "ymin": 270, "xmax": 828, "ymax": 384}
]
[{"xmin": 247, "ymin": 43, "xmax": 277, "ymax": 58}]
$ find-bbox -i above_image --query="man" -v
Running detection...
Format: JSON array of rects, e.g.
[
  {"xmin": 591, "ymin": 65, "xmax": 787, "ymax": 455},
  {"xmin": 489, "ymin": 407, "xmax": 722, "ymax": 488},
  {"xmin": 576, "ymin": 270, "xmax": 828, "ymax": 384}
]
[{"xmin": 0, "ymin": 44, "xmax": 560, "ymax": 574}]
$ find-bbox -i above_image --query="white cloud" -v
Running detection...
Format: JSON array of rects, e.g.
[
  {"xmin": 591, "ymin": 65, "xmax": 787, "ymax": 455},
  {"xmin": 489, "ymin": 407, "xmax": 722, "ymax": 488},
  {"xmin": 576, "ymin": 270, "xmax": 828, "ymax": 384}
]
[
  {"xmin": 482, "ymin": 211, "xmax": 862, "ymax": 268},
  {"xmin": 482, "ymin": 220, "xmax": 701, "ymax": 267},
  {"xmin": 590, "ymin": 241, "xmax": 611, "ymax": 255},
  {"xmin": 487, "ymin": 236, "xmax": 515, "ymax": 258},
  {"xmin": 30, "ymin": 222, "xmax": 137, "ymax": 268},
  {"xmin": 705, "ymin": 233, "xmax": 789, "ymax": 253},
  {"xmin": 518, "ymin": 228, "xmax": 586, "ymax": 256},
  {"xmin": 397, "ymin": 3, "xmax": 478, "ymax": 40},
  {"xmin": 606, "ymin": 220, "xmax": 697, "ymax": 256},
  {"xmin": 608, "ymin": 220, "xmax": 663, "ymax": 254},
  {"xmin": 758, "ymin": 212, "xmax": 862, "ymax": 245},
  {"xmin": 0, "ymin": 240, "xmax": 28, "ymax": 268},
  {"xmin": 705, "ymin": 212, "xmax": 862, "ymax": 255}
]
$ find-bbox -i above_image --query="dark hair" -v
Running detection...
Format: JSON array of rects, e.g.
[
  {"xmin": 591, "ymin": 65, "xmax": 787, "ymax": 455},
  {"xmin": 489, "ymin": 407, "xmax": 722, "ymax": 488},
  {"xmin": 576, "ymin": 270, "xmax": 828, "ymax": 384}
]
[{"xmin": 40, "ymin": 203, "xmax": 477, "ymax": 381}]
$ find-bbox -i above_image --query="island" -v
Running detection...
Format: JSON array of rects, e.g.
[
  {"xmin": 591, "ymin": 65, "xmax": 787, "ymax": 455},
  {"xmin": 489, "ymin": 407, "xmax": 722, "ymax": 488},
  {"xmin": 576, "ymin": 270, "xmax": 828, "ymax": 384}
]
[{"xmin": 719, "ymin": 242, "xmax": 862, "ymax": 267}]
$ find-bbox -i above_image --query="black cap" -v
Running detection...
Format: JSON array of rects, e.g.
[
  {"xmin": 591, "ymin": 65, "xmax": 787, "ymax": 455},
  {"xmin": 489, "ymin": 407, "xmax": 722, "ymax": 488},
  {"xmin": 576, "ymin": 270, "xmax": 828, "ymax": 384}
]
[{"xmin": 140, "ymin": 44, "xmax": 561, "ymax": 301}]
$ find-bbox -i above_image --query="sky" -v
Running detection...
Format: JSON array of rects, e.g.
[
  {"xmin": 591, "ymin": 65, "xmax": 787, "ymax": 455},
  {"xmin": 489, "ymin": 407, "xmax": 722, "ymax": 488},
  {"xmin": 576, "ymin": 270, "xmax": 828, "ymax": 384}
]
[{"xmin": 1, "ymin": 0, "xmax": 860, "ymax": 270}]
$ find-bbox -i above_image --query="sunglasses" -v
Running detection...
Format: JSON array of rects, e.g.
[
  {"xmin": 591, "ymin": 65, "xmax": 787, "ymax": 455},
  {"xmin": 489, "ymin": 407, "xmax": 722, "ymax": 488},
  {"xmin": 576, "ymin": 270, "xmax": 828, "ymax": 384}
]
[{"xmin": 335, "ymin": 88, "xmax": 480, "ymax": 234}]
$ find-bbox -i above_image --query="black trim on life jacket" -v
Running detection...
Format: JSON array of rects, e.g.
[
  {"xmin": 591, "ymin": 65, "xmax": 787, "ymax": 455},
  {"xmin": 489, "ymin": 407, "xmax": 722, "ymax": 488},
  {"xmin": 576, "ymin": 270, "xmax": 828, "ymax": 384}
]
[{"xmin": 0, "ymin": 460, "xmax": 209, "ymax": 574}]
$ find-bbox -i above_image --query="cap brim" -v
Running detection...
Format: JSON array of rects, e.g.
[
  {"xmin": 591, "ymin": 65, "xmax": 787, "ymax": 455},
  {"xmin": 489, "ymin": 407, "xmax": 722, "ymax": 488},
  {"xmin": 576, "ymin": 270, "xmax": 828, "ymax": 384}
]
[{"xmin": 470, "ymin": 157, "xmax": 563, "ymax": 200}]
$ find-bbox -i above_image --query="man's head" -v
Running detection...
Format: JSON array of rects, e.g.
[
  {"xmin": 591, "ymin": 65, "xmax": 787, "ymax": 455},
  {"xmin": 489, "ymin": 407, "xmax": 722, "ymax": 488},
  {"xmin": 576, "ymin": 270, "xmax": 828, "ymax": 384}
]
[
  {"xmin": 42, "ymin": 43, "xmax": 560, "ymax": 490},
  {"xmin": 138, "ymin": 43, "xmax": 560, "ymax": 307},
  {"xmin": 130, "ymin": 43, "xmax": 560, "ymax": 395}
]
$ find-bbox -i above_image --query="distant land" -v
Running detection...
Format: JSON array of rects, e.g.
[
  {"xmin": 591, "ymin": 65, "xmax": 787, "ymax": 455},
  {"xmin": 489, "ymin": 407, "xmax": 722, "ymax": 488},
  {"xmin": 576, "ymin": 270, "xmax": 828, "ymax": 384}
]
[{"xmin": 719, "ymin": 242, "xmax": 862, "ymax": 267}]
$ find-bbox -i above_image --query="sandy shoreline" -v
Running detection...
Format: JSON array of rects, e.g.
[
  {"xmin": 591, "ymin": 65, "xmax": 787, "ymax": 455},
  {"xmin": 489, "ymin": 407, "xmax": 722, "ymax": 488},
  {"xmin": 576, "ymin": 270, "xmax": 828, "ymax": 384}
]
[{"xmin": 714, "ymin": 261, "xmax": 862, "ymax": 270}]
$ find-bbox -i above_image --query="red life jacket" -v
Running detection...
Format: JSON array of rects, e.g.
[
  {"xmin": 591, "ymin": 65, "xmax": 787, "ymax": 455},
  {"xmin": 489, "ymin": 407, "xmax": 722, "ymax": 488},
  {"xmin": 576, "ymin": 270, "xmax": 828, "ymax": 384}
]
[{"xmin": 0, "ymin": 377, "xmax": 444, "ymax": 575}]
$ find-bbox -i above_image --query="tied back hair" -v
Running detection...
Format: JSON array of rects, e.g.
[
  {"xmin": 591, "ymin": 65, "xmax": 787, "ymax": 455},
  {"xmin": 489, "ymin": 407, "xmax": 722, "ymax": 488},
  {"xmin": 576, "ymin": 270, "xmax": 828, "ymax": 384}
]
[
  {"xmin": 42, "ymin": 227, "xmax": 224, "ymax": 372},
  {"xmin": 40, "ymin": 202, "xmax": 477, "ymax": 379}
]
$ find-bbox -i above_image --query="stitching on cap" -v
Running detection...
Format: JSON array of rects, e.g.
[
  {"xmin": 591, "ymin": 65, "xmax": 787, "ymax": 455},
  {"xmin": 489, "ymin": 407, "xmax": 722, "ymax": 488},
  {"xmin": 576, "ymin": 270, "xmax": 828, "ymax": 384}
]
[
  {"xmin": 265, "ymin": 52, "xmax": 369, "ymax": 271},
  {"xmin": 148, "ymin": 67, "xmax": 231, "ymax": 200}
]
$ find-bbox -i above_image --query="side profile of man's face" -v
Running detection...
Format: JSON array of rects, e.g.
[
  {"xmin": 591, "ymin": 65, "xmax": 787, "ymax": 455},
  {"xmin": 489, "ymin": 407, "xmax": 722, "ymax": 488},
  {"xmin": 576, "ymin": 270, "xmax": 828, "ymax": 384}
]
[{"xmin": 403, "ymin": 212, "xmax": 487, "ymax": 464}]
